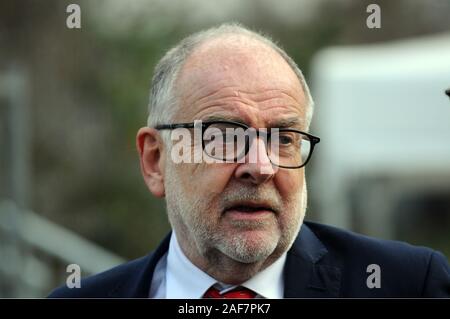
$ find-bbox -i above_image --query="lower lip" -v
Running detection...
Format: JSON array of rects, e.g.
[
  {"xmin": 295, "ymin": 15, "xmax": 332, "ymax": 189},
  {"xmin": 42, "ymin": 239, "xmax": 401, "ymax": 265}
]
[{"xmin": 224, "ymin": 209, "xmax": 274, "ymax": 220}]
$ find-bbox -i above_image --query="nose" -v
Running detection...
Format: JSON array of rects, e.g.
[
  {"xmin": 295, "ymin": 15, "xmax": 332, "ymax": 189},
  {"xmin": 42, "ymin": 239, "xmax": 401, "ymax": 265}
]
[{"xmin": 234, "ymin": 137, "xmax": 276, "ymax": 185}]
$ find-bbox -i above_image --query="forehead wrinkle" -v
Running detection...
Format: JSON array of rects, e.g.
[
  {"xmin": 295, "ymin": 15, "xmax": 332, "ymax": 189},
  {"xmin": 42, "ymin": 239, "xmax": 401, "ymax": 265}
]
[
  {"xmin": 180, "ymin": 82, "xmax": 238, "ymax": 106},
  {"xmin": 186, "ymin": 85, "xmax": 301, "ymax": 109},
  {"xmin": 189, "ymin": 86, "xmax": 246, "ymax": 111},
  {"xmin": 182, "ymin": 85, "xmax": 303, "ymax": 120}
]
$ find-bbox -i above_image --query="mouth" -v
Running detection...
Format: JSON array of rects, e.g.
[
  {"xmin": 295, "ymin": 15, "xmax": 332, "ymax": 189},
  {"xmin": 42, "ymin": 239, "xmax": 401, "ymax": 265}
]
[{"xmin": 223, "ymin": 201, "xmax": 277, "ymax": 219}]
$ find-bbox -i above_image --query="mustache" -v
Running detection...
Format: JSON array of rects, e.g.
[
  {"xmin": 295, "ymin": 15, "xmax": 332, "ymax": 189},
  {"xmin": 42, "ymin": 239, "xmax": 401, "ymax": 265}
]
[{"xmin": 218, "ymin": 186, "xmax": 283, "ymax": 214}]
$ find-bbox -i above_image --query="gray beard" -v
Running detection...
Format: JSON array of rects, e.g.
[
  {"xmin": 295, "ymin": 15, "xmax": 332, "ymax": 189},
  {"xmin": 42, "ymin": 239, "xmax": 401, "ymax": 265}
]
[{"xmin": 164, "ymin": 167, "xmax": 307, "ymax": 265}]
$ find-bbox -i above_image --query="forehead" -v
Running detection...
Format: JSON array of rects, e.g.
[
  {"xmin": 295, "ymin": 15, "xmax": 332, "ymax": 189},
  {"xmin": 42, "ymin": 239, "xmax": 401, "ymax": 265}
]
[{"xmin": 175, "ymin": 35, "xmax": 307, "ymax": 127}]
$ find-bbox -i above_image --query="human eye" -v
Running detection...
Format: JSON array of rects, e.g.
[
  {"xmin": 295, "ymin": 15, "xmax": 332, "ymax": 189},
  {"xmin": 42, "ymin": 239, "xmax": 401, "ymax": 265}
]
[
  {"xmin": 279, "ymin": 134, "xmax": 294, "ymax": 146},
  {"xmin": 277, "ymin": 131, "xmax": 301, "ymax": 146}
]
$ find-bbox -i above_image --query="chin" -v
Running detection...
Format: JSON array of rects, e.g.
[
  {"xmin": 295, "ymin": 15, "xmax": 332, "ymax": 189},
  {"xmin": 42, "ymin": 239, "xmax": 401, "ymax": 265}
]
[{"xmin": 219, "ymin": 230, "xmax": 280, "ymax": 264}]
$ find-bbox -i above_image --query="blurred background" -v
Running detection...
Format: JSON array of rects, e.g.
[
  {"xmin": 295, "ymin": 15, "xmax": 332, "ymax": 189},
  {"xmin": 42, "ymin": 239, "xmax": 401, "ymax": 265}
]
[{"xmin": 1, "ymin": 0, "xmax": 449, "ymax": 297}]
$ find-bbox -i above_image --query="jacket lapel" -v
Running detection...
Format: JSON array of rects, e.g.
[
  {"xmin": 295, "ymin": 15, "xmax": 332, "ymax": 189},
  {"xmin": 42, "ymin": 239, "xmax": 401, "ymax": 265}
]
[
  {"xmin": 108, "ymin": 232, "xmax": 172, "ymax": 298},
  {"xmin": 284, "ymin": 223, "xmax": 342, "ymax": 298}
]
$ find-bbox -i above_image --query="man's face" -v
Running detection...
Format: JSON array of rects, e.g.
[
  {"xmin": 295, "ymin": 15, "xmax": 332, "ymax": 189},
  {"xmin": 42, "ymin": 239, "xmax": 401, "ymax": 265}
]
[{"xmin": 164, "ymin": 36, "xmax": 308, "ymax": 265}]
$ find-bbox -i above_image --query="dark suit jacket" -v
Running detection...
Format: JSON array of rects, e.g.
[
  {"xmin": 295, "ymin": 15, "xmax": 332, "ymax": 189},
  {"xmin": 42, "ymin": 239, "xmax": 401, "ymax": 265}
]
[{"xmin": 48, "ymin": 221, "xmax": 450, "ymax": 298}]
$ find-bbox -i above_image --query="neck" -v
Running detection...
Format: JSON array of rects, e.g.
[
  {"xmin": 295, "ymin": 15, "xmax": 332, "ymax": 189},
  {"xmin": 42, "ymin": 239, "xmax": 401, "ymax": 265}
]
[
  {"xmin": 178, "ymin": 234, "xmax": 282, "ymax": 285},
  {"xmin": 202, "ymin": 249, "xmax": 282, "ymax": 284}
]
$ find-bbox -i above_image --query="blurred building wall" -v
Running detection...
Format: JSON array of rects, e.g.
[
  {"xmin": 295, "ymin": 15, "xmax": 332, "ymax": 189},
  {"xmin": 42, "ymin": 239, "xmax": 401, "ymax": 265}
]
[{"xmin": 311, "ymin": 33, "xmax": 450, "ymax": 255}]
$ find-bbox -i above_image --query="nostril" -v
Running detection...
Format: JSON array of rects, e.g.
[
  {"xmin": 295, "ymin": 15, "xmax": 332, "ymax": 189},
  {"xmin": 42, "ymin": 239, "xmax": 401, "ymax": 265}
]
[{"xmin": 241, "ymin": 172, "xmax": 252, "ymax": 180}]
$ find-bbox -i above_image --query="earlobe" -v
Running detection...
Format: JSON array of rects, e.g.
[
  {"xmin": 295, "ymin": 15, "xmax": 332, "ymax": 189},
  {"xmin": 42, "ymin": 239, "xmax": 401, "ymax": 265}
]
[{"xmin": 136, "ymin": 127, "xmax": 165, "ymax": 198}]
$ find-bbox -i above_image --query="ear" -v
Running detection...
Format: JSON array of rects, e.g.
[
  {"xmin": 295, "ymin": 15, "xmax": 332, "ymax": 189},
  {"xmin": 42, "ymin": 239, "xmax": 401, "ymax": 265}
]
[{"xmin": 136, "ymin": 127, "xmax": 166, "ymax": 198}]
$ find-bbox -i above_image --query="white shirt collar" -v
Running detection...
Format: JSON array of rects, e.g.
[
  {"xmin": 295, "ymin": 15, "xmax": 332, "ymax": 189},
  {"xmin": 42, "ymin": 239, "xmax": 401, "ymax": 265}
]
[
  {"xmin": 241, "ymin": 252, "xmax": 286, "ymax": 299},
  {"xmin": 165, "ymin": 232, "xmax": 286, "ymax": 299}
]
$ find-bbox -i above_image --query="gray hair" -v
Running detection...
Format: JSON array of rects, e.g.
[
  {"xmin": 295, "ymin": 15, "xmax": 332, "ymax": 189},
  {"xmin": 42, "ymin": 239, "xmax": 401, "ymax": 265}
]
[{"xmin": 147, "ymin": 23, "xmax": 315, "ymax": 134}]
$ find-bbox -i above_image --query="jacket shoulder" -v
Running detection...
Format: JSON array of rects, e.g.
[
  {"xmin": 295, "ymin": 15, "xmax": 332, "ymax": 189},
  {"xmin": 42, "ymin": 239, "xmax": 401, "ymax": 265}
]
[
  {"xmin": 304, "ymin": 221, "xmax": 450, "ymax": 297},
  {"xmin": 305, "ymin": 221, "xmax": 435, "ymax": 258},
  {"xmin": 47, "ymin": 254, "xmax": 151, "ymax": 298}
]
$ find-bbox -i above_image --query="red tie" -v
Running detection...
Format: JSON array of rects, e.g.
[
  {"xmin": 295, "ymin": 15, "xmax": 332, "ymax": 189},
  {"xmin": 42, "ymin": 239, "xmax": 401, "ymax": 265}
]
[{"xmin": 203, "ymin": 286, "xmax": 257, "ymax": 299}]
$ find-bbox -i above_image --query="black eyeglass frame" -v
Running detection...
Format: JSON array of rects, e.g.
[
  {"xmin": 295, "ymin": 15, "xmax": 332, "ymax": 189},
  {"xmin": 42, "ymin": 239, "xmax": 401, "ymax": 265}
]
[{"xmin": 155, "ymin": 120, "xmax": 320, "ymax": 169}]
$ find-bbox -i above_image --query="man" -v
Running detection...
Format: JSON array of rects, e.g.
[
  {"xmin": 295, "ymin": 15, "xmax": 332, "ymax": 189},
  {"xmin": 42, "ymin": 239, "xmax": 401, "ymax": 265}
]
[{"xmin": 49, "ymin": 23, "xmax": 450, "ymax": 298}]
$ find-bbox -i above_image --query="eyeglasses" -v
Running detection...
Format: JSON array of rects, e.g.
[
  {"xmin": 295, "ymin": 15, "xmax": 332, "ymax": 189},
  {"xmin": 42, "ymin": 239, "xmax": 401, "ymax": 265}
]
[{"xmin": 155, "ymin": 120, "xmax": 320, "ymax": 169}]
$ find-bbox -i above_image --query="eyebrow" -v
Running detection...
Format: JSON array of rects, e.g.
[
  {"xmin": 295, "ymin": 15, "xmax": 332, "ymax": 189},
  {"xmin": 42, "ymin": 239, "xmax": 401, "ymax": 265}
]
[
  {"xmin": 268, "ymin": 117, "xmax": 304, "ymax": 129},
  {"xmin": 201, "ymin": 114, "xmax": 248, "ymax": 125},
  {"xmin": 200, "ymin": 114, "xmax": 304, "ymax": 130}
]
